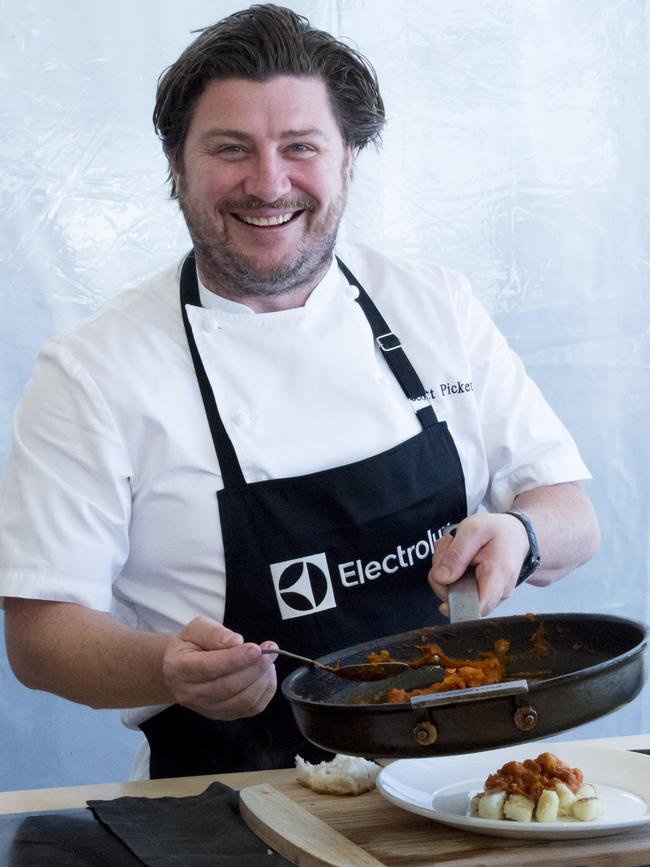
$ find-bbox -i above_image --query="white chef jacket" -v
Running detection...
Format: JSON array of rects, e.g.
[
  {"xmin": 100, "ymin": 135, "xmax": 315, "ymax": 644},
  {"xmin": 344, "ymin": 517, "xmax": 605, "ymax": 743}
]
[{"xmin": 0, "ymin": 243, "xmax": 590, "ymax": 734}]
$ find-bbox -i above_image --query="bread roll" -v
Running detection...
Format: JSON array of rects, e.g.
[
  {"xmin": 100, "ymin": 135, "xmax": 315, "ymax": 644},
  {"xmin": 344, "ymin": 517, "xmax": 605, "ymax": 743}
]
[{"xmin": 295, "ymin": 753, "xmax": 380, "ymax": 795}]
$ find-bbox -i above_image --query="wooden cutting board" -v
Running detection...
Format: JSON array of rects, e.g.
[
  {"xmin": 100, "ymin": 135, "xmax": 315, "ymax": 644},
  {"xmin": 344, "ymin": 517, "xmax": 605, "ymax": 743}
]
[
  {"xmin": 241, "ymin": 775, "xmax": 650, "ymax": 866},
  {"xmin": 240, "ymin": 784, "xmax": 383, "ymax": 866}
]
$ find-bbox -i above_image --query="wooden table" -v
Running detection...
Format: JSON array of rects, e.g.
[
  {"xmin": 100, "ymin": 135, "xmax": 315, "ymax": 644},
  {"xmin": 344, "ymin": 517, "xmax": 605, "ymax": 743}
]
[{"xmin": 1, "ymin": 734, "xmax": 649, "ymax": 866}]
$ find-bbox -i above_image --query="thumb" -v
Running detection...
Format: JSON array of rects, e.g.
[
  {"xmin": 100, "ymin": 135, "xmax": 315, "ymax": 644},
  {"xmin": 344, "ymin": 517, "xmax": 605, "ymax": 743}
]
[{"xmin": 179, "ymin": 616, "xmax": 243, "ymax": 650}]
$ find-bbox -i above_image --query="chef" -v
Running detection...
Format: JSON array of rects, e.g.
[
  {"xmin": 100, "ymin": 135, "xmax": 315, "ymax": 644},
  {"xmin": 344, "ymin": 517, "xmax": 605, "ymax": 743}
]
[{"xmin": 0, "ymin": 4, "xmax": 599, "ymax": 779}]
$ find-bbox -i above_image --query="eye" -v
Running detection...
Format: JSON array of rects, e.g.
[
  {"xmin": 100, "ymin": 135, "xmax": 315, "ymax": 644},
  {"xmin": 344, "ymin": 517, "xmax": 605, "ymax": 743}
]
[
  {"xmin": 286, "ymin": 143, "xmax": 317, "ymax": 157},
  {"xmin": 210, "ymin": 144, "xmax": 248, "ymax": 160}
]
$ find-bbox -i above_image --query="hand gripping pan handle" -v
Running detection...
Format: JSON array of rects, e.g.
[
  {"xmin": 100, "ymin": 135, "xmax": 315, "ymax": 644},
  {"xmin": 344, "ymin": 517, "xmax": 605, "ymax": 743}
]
[
  {"xmin": 447, "ymin": 569, "xmax": 481, "ymax": 623},
  {"xmin": 443, "ymin": 523, "xmax": 481, "ymax": 623}
]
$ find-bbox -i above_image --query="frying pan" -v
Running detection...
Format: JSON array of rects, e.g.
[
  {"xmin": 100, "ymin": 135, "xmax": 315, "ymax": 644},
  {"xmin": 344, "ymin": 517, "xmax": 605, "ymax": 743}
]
[{"xmin": 281, "ymin": 612, "xmax": 647, "ymax": 757}]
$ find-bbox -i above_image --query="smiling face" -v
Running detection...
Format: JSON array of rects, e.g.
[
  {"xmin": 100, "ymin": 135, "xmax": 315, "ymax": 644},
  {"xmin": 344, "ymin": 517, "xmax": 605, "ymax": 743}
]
[{"xmin": 173, "ymin": 75, "xmax": 353, "ymax": 310}]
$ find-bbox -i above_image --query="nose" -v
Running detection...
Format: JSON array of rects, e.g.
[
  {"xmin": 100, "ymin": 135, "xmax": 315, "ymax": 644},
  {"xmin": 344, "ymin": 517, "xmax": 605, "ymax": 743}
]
[{"xmin": 243, "ymin": 151, "xmax": 292, "ymax": 203}]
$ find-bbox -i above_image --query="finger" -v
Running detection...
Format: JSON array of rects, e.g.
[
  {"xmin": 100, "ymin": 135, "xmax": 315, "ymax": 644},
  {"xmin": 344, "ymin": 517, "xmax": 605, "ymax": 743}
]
[
  {"xmin": 433, "ymin": 562, "xmax": 503, "ymax": 619},
  {"xmin": 191, "ymin": 641, "xmax": 267, "ymax": 682},
  {"xmin": 191, "ymin": 664, "xmax": 278, "ymax": 720},
  {"xmin": 428, "ymin": 534, "xmax": 454, "ymax": 597},
  {"xmin": 474, "ymin": 560, "xmax": 514, "ymax": 615},
  {"xmin": 212, "ymin": 680, "xmax": 277, "ymax": 721},
  {"xmin": 428, "ymin": 570, "xmax": 449, "ymax": 602},
  {"xmin": 430, "ymin": 531, "xmax": 453, "ymax": 569},
  {"xmin": 179, "ymin": 616, "xmax": 243, "ymax": 651},
  {"xmin": 228, "ymin": 671, "xmax": 278, "ymax": 719},
  {"xmin": 259, "ymin": 640, "xmax": 279, "ymax": 660},
  {"xmin": 260, "ymin": 640, "xmax": 278, "ymax": 651},
  {"xmin": 430, "ymin": 525, "xmax": 481, "ymax": 585},
  {"xmin": 171, "ymin": 646, "xmax": 275, "ymax": 711}
]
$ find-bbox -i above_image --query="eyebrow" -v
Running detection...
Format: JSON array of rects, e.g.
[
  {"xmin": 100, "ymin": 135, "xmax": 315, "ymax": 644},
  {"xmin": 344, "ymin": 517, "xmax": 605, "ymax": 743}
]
[{"xmin": 198, "ymin": 128, "xmax": 329, "ymax": 143}]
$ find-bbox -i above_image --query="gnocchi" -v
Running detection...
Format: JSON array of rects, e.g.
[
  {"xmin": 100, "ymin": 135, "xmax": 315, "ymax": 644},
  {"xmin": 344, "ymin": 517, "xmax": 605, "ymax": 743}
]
[{"xmin": 469, "ymin": 752, "xmax": 605, "ymax": 824}]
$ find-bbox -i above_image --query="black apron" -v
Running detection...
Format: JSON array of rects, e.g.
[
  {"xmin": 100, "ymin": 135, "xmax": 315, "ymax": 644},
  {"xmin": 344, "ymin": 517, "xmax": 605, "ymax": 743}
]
[{"xmin": 141, "ymin": 252, "xmax": 468, "ymax": 778}]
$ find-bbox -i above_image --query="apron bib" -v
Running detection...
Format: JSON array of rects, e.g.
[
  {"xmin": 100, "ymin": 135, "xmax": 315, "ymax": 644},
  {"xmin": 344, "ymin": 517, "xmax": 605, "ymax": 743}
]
[{"xmin": 141, "ymin": 252, "xmax": 468, "ymax": 777}]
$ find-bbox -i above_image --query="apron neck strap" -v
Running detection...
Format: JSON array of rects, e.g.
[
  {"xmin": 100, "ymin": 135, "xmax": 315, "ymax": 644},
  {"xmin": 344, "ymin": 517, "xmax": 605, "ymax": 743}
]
[
  {"xmin": 179, "ymin": 251, "xmax": 246, "ymax": 486},
  {"xmin": 335, "ymin": 257, "xmax": 438, "ymax": 428},
  {"xmin": 180, "ymin": 251, "xmax": 438, "ymax": 488}
]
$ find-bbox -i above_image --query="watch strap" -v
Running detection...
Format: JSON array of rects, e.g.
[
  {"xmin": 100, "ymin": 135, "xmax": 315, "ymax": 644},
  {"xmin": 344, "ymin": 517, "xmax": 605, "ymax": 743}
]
[{"xmin": 504, "ymin": 509, "xmax": 541, "ymax": 585}]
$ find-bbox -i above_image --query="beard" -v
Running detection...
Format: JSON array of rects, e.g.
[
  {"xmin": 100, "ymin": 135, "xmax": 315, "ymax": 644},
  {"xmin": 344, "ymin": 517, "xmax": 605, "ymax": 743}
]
[{"xmin": 176, "ymin": 174, "xmax": 348, "ymax": 301}]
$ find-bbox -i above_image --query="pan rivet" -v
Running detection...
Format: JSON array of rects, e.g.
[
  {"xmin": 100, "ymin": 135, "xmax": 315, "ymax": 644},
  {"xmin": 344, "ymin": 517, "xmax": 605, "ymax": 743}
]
[
  {"xmin": 414, "ymin": 721, "xmax": 438, "ymax": 745},
  {"xmin": 514, "ymin": 706, "xmax": 538, "ymax": 731}
]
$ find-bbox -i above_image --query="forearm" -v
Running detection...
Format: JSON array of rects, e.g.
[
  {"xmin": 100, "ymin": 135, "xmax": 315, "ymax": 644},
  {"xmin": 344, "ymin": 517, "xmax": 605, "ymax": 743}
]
[
  {"xmin": 429, "ymin": 480, "xmax": 600, "ymax": 615},
  {"xmin": 4, "ymin": 599, "xmax": 279, "ymax": 722},
  {"xmin": 4, "ymin": 598, "xmax": 175, "ymax": 708},
  {"xmin": 511, "ymin": 481, "xmax": 600, "ymax": 586}
]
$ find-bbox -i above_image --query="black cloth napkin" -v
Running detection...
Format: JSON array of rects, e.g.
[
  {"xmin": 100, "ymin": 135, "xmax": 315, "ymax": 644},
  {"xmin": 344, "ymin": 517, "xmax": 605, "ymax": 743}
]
[
  {"xmin": 88, "ymin": 780, "xmax": 291, "ymax": 866},
  {"xmin": 0, "ymin": 808, "xmax": 143, "ymax": 866}
]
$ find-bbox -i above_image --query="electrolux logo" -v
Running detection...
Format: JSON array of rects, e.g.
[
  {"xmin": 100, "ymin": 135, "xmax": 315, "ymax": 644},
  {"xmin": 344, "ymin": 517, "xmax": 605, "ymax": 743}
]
[
  {"xmin": 269, "ymin": 553, "xmax": 337, "ymax": 621},
  {"xmin": 268, "ymin": 524, "xmax": 452, "ymax": 621},
  {"xmin": 338, "ymin": 526, "xmax": 445, "ymax": 587}
]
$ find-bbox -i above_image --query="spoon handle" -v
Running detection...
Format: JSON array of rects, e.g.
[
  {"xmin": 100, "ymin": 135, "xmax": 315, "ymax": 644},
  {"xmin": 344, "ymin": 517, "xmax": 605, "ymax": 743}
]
[{"xmin": 261, "ymin": 647, "xmax": 323, "ymax": 667}]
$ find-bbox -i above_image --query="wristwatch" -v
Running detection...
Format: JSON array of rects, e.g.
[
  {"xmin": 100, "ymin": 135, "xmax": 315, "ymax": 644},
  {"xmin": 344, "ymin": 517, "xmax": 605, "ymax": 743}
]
[{"xmin": 504, "ymin": 509, "xmax": 541, "ymax": 585}]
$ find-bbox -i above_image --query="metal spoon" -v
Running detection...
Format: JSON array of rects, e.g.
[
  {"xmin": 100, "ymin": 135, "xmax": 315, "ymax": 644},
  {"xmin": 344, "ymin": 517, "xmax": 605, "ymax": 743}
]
[{"xmin": 261, "ymin": 647, "xmax": 409, "ymax": 681}]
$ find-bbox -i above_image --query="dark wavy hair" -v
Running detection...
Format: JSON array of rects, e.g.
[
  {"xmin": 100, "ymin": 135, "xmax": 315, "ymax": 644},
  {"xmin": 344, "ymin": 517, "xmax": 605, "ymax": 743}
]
[{"xmin": 153, "ymin": 4, "xmax": 385, "ymax": 196}]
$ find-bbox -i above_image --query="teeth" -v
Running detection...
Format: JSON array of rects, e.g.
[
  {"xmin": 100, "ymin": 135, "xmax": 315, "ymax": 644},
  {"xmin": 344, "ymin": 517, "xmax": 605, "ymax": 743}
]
[{"xmin": 238, "ymin": 213, "xmax": 294, "ymax": 226}]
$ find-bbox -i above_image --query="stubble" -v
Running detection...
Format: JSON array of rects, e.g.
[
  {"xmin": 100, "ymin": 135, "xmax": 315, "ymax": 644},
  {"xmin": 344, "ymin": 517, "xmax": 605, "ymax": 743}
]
[{"xmin": 177, "ymin": 174, "xmax": 349, "ymax": 302}]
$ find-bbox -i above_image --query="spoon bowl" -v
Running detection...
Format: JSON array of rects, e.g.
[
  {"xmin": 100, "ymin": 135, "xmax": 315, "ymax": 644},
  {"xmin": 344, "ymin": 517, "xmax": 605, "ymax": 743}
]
[{"xmin": 261, "ymin": 647, "xmax": 409, "ymax": 681}]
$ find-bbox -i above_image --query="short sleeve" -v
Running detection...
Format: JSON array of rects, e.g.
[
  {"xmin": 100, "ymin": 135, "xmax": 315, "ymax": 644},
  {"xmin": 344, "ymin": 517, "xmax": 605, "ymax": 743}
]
[
  {"xmin": 0, "ymin": 340, "xmax": 133, "ymax": 610},
  {"xmin": 457, "ymin": 276, "xmax": 591, "ymax": 512}
]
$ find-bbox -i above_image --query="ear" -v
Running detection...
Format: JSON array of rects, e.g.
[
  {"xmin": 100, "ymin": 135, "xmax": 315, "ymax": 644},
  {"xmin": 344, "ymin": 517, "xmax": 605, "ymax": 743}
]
[
  {"xmin": 342, "ymin": 145, "xmax": 354, "ymax": 179},
  {"xmin": 170, "ymin": 153, "xmax": 182, "ymax": 191}
]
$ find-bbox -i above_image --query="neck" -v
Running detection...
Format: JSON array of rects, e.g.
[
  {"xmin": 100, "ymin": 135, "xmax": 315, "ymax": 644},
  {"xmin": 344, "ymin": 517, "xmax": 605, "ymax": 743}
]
[{"xmin": 196, "ymin": 261, "xmax": 331, "ymax": 313}]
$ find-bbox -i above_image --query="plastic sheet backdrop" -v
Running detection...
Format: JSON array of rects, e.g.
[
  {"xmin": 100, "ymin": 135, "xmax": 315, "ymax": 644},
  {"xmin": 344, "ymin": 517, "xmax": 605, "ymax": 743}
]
[{"xmin": 1, "ymin": 0, "xmax": 649, "ymax": 789}]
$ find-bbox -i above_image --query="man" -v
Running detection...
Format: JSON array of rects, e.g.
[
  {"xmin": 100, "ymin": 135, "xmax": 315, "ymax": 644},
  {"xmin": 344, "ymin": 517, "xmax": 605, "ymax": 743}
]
[{"xmin": 0, "ymin": 5, "xmax": 599, "ymax": 778}]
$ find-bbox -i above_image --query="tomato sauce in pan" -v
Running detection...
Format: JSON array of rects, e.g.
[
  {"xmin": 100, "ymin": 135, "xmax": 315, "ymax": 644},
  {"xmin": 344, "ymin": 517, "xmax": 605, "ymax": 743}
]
[{"xmin": 365, "ymin": 624, "xmax": 551, "ymax": 703}]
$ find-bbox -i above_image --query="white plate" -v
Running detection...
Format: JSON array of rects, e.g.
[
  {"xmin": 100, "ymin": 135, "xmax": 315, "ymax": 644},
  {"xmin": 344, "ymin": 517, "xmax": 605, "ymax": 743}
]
[{"xmin": 376, "ymin": 742, "xmax": 650, "ymax": 840}]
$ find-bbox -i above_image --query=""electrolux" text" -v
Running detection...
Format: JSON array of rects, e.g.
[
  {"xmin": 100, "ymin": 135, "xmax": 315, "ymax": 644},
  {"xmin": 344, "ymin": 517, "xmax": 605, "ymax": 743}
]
[{"xmin": 338, "ymin": 526, "xmax": 447, "ymax": 587}]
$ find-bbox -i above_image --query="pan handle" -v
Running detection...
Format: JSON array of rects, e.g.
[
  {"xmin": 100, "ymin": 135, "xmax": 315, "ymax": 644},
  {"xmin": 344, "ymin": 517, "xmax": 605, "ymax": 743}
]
[
  {"xmin": 441, "ymin": 523, "xmax": 481, "ymax": 623},
  {"xmin": 409, "ymin": 678, "xmax": 530, "ymax": 709}
]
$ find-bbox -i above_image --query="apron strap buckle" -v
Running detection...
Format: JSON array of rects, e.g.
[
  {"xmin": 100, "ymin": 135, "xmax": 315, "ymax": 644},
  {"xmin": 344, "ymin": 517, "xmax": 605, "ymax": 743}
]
[{"xmin": 376, "ymin": 331, "xmax": 402, "ymax": 352}]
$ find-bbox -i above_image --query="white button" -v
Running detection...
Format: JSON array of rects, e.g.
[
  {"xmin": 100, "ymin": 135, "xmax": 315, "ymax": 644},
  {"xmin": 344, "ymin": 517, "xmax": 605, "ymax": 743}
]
[
  {"xmin": 378, "ymin": 376, "xmax": 389, "ymax": 387},
  {"xmin": 346, "ymin": 284, "xmax": 360, "ymax": 299},
  {"xmin": 232, "ymin": 409, "xmax": 251, "ymax": 427},
  {"xmin": 203, "ymin": 317, "xmax": 220, "ymax": 333}
]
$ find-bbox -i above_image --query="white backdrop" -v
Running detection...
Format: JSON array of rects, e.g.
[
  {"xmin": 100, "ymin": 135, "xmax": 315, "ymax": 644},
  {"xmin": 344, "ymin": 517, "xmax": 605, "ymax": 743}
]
[{"xmin": 1, "ymin": 0, "xmax": 649, "ymax": 789}]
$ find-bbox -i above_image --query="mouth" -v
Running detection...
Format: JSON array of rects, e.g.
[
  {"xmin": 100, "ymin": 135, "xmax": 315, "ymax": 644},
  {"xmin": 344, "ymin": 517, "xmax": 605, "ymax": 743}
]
[{"xmin": 231, "ymin": 211, "xmax": 303, "ymax": 227}]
